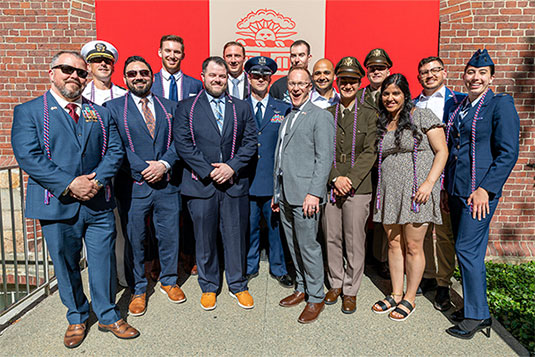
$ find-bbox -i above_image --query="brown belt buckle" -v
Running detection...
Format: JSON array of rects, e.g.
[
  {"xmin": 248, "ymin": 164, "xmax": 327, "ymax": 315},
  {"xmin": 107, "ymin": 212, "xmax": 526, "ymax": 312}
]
[{"xmin": 340, "ymin": 153, "xmax": 347, "ymax": 163}]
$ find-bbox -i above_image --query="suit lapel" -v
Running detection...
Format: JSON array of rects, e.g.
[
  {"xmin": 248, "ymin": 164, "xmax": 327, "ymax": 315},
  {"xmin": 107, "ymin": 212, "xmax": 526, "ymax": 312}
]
[
  {"xmin": 153, "ymin": 95, "xmax": 165, "ymax": 142},
  {"xmin": 461, "ymin": 89, "xmax": 494, "ymax": 127},
  {"xmin": 222, "ymin": 96, "xmax": 234, "ymax": 137},
  {"xmin": 80, "ymin": 98, "xmax": 95, "ymax": 150},
  {"xmin": 47, "ymin": 92, "xmax": 80, "ymax": 148},
  {"xmin": 128, "ymin": 94, "xmax": 153, "ymax": 139},
  {"xmin": 198, "ymin": 93, "xmax": 222, "ymax": 136},
  {"xmin": 182, "ymin": 75, "xmax": 190, "ymax": 99},
  {"xmin": 261, "ymin": 101, "xmax": 276, "ymax": 130},
  {"xmin": 283, "ymin": 101, "xmax": 311, "ymax": 150}
]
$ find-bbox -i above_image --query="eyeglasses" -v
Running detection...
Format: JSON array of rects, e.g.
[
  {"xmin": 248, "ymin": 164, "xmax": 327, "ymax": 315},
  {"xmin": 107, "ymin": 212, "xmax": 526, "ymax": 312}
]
[
  {"xmin": 125, "ymin": 69, "xmax": 151, "ymax": 78},
  {"xmin": 251, "ymin": 73, "xmax": 270, "ymax": 81},
  {"xmin": 419, "ymin": 66, "xmax": 444, "ymax": 77},
  {"xmin": 287, "ymin": 81, "xmax": 310, "ymax": 89},
  {"xmin": 52, "ymin": 64, "xmax": 88, "ymax": 79},
  {"xmin": 88, "ymin": 57, "xmax": 114, "ymax": 65},
  {"xmin": 367, "ymin": 65, "xmax": 388, "ymax": 73}
]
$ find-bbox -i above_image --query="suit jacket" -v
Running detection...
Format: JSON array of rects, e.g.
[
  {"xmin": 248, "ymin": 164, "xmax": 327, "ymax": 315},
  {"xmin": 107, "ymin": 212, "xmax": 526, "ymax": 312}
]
[
  {"xmin": 247, "ymin": 95, "xmax": 291, "ymax": 196},
  {"xmin": 444, "ymin": 90, "xmax": 519, "ymax": 198},
  {"xmin": 104, "ymin": 93, "xmax": 181, "ymax": 199},
  {"xmin": 273, "ymin": 100, "xmax": 334, "ymax": 205},
  {"xmin": 174, "ymin": 92, "xmax": 258, "ymax": 198},
  {"xmin": 153, "ymin": 70, "xmax": 203, "ymax": 101},
  {"xmin": 11, "ymin": 91, "xmax": 124, "ymax": 220},
  {"xmin": 327, "ymin": 101, "xmax": 377, "ymax": 195},
  {"xmin": 413, "ymin": 87, "xmax": 466, "ymax": 124},
  {"xmin": 269, "ymin": 76, "xmax": 290, "ymax": 103},
  {"xmin": 356, "ymin": 85, "xmax": 379, "ymax": 113}
]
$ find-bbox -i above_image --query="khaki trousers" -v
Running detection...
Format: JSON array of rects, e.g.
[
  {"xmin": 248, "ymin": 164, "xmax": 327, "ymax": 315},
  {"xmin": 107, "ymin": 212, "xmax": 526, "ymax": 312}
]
[
  {"xmin": 323, "ymin": 194, "xmax": 371, "ymax": 296},
  {"xmin": 423, "ymin": 210, "xmax": 456, "ymax": 287}
]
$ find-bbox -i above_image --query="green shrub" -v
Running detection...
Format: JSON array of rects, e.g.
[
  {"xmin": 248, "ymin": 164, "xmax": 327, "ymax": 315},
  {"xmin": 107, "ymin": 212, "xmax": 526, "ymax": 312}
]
[{"xmin": 454, "ymin": 261, "xmax": 535, "ymax": 353}]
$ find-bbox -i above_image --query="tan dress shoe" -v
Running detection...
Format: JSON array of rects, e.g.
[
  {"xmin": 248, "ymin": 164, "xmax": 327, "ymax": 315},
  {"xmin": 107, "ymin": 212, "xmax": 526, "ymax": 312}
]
[
  {"xmin": 298, "ymin": 302, "xmax": 325, "ymax": 324},
  {"xmin": 279, "ymin": 291, "xmax": 305, "ymax": 307},
  {"xmin": 128, "ymin": 293, "xmax": 147, "ymax": 316},
  {"xmin": 160, "ymin": 284, "xmax": 186, "ymax": 303},
  {"xmin": 98, "ymin": 319, "xmax": 140, "ymax": 339},
  {"xmin": 342, "ymin": 295, "xmax": 356, "ymax": 314},
  {"xmin": 324, "ymin": 288, "xmax": 342, "ymax": 305},
  {"xmin": 64, "ymin": 322, "xmax": 87, "ymax": 349}
]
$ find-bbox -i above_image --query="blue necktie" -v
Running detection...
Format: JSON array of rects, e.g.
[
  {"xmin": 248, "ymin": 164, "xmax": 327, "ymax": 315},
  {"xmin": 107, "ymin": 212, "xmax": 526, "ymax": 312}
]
[
  {"xmin": 231, "ymin": 78, "xmax": 240, "ymax": 99},
  {"xmin": 255, "ymin": 102, "xmax": 263, "ymax": 127},
  {"xmin": 213, "ymin": 98, "xmax": 224, "ymax": 132},
  {"xmin": 169, "ymin": 75, "xmax": 178, "ymax": 102}
]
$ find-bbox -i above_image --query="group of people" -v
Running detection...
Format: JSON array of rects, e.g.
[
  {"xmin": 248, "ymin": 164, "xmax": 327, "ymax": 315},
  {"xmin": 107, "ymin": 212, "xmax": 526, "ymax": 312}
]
[{"xmin": 10, "ymin": 35, "xmax": 519, "ymax": 349}]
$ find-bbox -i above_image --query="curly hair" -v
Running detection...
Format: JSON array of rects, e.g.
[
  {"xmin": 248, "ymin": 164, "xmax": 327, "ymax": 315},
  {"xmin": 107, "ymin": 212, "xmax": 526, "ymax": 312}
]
[{"xmin": 376, "ymin": 73, "xmax": 422, "ymax": 149}]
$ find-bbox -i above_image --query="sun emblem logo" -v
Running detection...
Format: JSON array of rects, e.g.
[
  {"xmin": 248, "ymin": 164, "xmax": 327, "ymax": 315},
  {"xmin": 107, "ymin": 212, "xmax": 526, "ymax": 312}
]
[{"xmin": 236, "ymin": 9, "xmax": 297, "ymax": 48}]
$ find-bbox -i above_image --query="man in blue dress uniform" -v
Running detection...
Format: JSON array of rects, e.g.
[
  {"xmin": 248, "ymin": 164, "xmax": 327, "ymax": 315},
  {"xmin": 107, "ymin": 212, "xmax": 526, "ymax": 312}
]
[
  {"xmin": 443, "ymin": 49, "xmax": 519, "ymax": 339},
  {"xmin": 11, "ymin": 51, "xmax": 139, "ymax": 348},
  {"xmin": 244, "ymin": 56, "xmax": 293, "ymax": 287}
]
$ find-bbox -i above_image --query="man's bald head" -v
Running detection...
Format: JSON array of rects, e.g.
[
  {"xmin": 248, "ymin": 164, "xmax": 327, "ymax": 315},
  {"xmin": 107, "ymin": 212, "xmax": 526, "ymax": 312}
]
[{"xmin": 312, "ymin": 58, "xmax": 335, "ymax": 95}]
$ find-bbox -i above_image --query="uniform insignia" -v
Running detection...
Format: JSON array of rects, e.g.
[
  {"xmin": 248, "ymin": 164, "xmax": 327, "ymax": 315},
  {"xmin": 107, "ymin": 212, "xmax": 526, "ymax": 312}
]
[
  {"xmin": 258, "ymin": 57, "xmax": 267, "ymax": 65},
  {"xmin": 342, "ymin": 57, "xmax": 354, "ymax": 66},
  {"xmin": 50, "ymin": 106, "xmax": 57, "ymax": 110},
  {"xmin": 95, "ymin": 43, "xmax": 106, "ymax": 52},
  {"xmin": 371, "ymin": 49, "xmax": 382, "ymax": 57},
  {"xmin": 271, "ymin": 114, "xmax": 284, "ymax": 123},
  {"xmin": 82, "ymin": 105, "xmax": 98, "ymax": 122}
]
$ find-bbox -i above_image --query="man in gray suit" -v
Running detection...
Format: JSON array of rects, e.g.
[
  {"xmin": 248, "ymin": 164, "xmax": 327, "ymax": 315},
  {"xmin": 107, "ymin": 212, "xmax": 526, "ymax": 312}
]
[{"xmin": 272, "ymin": 66, "xmax": 334, "ymax": 324}]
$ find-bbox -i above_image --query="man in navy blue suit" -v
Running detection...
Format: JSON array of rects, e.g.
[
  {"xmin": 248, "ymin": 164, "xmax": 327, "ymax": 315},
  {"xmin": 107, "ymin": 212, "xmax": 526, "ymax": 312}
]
[
  {"xmin": 243, "ymin": 56, "xmax": 293, "ymax": 288},
  {"xmin": 413, "ymin": 56, "xmax": 466, "ymax": 310},
  {"xmin": 443, "ymin": 49, "xmax": 519, "ymax": 339},
  {"xmin": 174, "ymin": 56, "xmax": 257, "ymax": 311},
  {"xmin": 105, "ymin": 56, "xmax": 184, "ymax": 318},
  {"xmin": 11, "ymin": 51, "xmax": 139, "ymax": 348},
  {"xmin": 153, "ymin": 35, "xmax": 203, "ymax": 101}
]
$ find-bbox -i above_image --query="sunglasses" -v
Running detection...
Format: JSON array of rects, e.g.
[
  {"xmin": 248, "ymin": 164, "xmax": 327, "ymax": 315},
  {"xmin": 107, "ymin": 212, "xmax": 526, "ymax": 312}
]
[
  {"xmin": 52, "ymin": 64, "xmax": 89, "ymax": 79},
  {"xmin": 88, "ymin": 57, "xmax": 114, "ymax": 65},
  {"xmin": 125, "ymin": 69, "xmax": 151, "ymax": 78},
  {"xmin": 367, "ymin": 65, "xmax": 388, "ymax": 73}
]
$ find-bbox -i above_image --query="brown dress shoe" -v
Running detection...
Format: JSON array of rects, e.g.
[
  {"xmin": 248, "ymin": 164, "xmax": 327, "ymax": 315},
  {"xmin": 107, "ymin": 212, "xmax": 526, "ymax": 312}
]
[
  {"xmin": 342, "ymin": 295, "xmax": 357, "ymax": 314},
  {"xmin": 64, "ymin": 322, "xmax": 87, "ymax": 349},
  {"xmin": 160, "ymin": 284, "xmax": 186, "ymax": 303},
  {"xmin": 324, "ymin": 288, "xmax": 342, "ymax": 305},
  {"xmin": 279, "ymin": 291, "xmax": 305, "ymax": 307},
  {"xmin": 128, "ymin": 293, "xmax": 147, "ymax": 316},
  {"xmin": 98, "ymin": 319, "xmax": 140, "ymax": 339},
  {"xmin": 298, "ymin": 301, "xmax": 325, "ymax": 324}
]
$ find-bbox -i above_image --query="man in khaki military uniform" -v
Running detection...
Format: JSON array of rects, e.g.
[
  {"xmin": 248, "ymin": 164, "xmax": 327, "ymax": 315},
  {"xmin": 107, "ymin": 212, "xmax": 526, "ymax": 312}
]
[
  {"xmin": 356, "ymin": 48, "xmax": 392, "ymax": 279},
  {"xmin": 323, "ymin": 57, "xmax": 378, "ymax": 314}
]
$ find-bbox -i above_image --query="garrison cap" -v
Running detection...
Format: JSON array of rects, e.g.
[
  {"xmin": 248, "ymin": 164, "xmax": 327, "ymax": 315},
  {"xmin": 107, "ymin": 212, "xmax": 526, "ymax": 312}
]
[
  {"xmin": 467, "ymin": 49, "xmax": 494, "ymax": 68},
  {"xmin": 335, "ymin": 56, "xmax": 365, "ymax": 79},
  {"xmin": 364, "ymin": 48, "xmax": 393, "ymax": 68},
  {"xmin": 244, "ymin": 56, "xmax": 277, "ymax": 75},
  {"xmin": 81, "ymin": 40, "xmax": 118, "ymax": 63}
]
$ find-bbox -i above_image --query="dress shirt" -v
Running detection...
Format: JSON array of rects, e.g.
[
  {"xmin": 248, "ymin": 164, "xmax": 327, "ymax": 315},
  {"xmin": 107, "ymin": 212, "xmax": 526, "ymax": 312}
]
[
  {"xmin": 250, "ymin": 94, "xmax": 270, "ymax": 119},
  {"xmin": 277, "ymin": 98, "xmax": 310, "ymax": 173},
  {"xmin": 416, "ymin": 85, "xmax": 446, "ymax": 120},
  {"xmin": 205, "ymin": 92, "xmax": 226, "ymax": 122},
  {"xmin": 82, "ymin": 81, "xmax": 127, "ymax": 105},
  {"xmin": 50, "ymin": 89, "xmax": 82, "ymax": 117},
  {"xmin": 160, "ymin": 68, "xmax": 184, "ymax": 100},
  {"xmin": 227, "ymin": 72, "xmax": 246, "ymax": 100},
  {"xmin": 310, "ymin": 88, "xmax": 340, "ymax": 109}
]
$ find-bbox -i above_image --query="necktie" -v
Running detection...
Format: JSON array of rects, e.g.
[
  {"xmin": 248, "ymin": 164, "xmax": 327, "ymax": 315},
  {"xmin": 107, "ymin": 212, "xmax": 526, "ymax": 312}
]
[
  {"xmin": 169, "ymin": 75, "xmax": 178, "ymax": 102},
  {"xmin": 231, "ymin": 78, "xmax": 240, "ymax": 98},
  {"xmin": 343, "ymin": 108, "xmax": 351, "ymax": 118},
  {"xmin": 65, "ymin": 103, "xmax": 79, "ymax": 123},
  {"xmin": 255, "ymin": 102, "xmax": 263, "ymax": 127},
  {"xmin": 212, "ymin": 98, "xmax": 224, "ymax": 132},
  {"xmin": 141, "ymin": 97, "xmax": 155, "ymax": 138}
]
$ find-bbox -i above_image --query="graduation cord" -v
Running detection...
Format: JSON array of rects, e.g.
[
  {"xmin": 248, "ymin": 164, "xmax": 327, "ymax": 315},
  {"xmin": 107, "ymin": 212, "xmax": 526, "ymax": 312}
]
[
  {"xmin": 43, "ymin": 94, "xmax": 108, "ymax": 204},
  {"xmin": 90, "ymin": 81, "xmax": 114, "ymax": 103},
  {"xmin": 188, "ymin": 89, "xmax": 237, "ymax": 181},
  {"xmin": 330, "ymin": 88, "xmax": 366, "ymax": 203}
]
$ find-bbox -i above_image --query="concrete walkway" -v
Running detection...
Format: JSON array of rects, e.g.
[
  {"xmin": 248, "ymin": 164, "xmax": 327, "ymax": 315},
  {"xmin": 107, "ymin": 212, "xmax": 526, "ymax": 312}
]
[{"xmin": 0, "ymin": 262, "xmax": 522, "ymax": 356}]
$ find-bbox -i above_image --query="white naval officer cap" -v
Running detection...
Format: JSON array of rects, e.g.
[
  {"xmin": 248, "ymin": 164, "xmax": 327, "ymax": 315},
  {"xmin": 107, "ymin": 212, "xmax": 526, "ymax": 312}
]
[{"xmin": 81, "ymin": 40, "xmax": 118, "ymax": 63}]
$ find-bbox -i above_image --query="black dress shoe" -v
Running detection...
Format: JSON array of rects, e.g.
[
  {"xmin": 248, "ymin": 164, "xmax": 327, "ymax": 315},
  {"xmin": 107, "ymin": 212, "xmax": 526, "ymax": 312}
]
[
  {"xmin": 446, "ymin": 318, "xmax": 492, "ymax": 339},
  {"xmin": 246, "ymin": 272, "xmax": 259, "ymax": 281},
  {"xmin": 434, "ymin": 286, "xmax": 452, "ymax": 311},
  {"xmin": 419, "ymin": 277, "xmax": 438, "ymax": 293},
  {"xmin": 450, "ymin": 308, "xmax": 464, "ymax": 322},
  {"xmin": 271, "ymin": 273, "xmax": 294, "ymax": 288}
]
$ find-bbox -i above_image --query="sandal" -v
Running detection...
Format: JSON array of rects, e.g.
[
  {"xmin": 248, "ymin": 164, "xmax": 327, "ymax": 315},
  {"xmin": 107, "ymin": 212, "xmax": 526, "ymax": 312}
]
[
  {"xmin": 371, "ymin": 294, "xmax": 399, "ymax": 314},
  {"xmin": 389, "ymin": 299, "xmax": 415, "ymax": 321}
]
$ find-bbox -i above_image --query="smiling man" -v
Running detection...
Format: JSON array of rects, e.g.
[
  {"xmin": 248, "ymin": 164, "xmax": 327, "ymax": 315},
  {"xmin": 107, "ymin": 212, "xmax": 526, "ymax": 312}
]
[
  {"xmin": 273, "ymin": 66, "xmax": 334, "ymax": 324},
  {"xmin": 310, "ymin": 58, "xmax": 339, "ymax": 109},
  {"xmin": 223, "ymin": 41, "xmax": 250, "ymax": 100}
]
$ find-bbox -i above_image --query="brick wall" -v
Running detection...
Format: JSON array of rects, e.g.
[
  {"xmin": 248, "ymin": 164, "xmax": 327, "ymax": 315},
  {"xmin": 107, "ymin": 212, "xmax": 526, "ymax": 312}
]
[{"xmin": 0, "ymin": 0, "xmax": 533, "ymax": 259}]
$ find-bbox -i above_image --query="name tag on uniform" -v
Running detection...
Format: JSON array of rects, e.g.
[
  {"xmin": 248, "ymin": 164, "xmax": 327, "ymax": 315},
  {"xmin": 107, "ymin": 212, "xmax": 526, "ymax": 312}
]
[
  {"xmin": 271, "ymin": 114, "xmax": 284, "ymax": 123},
  {"xmin": 82, "ymin": 106, "xmax": 98, "ymax": 122}
]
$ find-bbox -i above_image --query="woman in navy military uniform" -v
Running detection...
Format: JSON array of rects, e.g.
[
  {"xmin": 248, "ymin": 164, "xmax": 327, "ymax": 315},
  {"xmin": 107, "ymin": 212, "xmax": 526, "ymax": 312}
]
[{"xmin": 443, "ymin": 49, "xmax": 519, "ymax": 339}]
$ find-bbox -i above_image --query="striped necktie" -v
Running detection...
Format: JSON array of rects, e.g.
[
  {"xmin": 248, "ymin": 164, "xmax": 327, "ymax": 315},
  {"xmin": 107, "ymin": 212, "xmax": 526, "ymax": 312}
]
[
  {"xmin": 212, "ymin": 98, "xmax": 224, "ymax": 132},
  {"xmin": 141, "ymin": 97, "xmax": 155, "ymax": 138}
]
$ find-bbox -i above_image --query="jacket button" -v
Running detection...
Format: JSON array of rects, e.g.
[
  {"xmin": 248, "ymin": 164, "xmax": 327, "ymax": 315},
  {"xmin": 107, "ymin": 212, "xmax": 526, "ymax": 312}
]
[
  {"xmin": 258, "ymin": 131, "xmax": 262, "ymax": 135},
  {"xmin": 457, "ymin": 133, "xmax": 460, "ymax": 137},
  {"xmin": 257, "ymin": 143, "xmax": 261, "ymax": 147},
  {"xmin": 456, "ymin": 145, "xmax": 460, "ymax": 149},
  {"xmin": 258, "ymin": 155, "xmax": 261, "ymax": 159},
  {"xmin": 454, "ymin": 155, "xmax": 458, "ymax": 160}
]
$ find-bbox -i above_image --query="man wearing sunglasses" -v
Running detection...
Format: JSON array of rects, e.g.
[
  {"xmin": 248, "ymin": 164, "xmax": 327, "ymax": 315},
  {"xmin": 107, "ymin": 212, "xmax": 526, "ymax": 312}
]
[
  {"xmin": 104, "ymin": 56, "xmax": 184, "ymax": 318},
  {"xmin": 243, "ymin": 56, "xmax": 293, "ymax": 288},
  {"xmin": 414, "ymin": 56, "xmax": 466, "ymax": 311},
  {"xmin": 81, "ymin": 40, "xmax": 127, "ymax": 105},
  {"xmin": 11, "ymin": 51, "xmax": 139, "ymax": 348},
  {"xmin": 358, "ymin": 48, "xmax": 393, "ymax": 280}
]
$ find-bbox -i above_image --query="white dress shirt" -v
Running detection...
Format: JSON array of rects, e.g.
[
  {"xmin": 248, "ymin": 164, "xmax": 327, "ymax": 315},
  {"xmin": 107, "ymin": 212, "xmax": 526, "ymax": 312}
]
[
  {"xmin": 416, "ymin": 85, "xmax": 446, "ymax": 120},
  {"xmin": 160, "ymin": 68, "xmax": 184, "ymax": 100},
  {"xmin": 227, "ymin": 72, "xmax": 246, "ymax": 100},
  {"xmin": 50, "ymin": 89, "xmax": 82, "ymax": 117},
  {"xmin": 82, "ymin": 81, "xmax": 127, "ymax": 105},
  {"xmin": 250, "ymin": 94, "xmax": 270, "ymax": 118},
  {"xmin": 310, "ymin": 88, "xmax": 340, "ymax": 109}
]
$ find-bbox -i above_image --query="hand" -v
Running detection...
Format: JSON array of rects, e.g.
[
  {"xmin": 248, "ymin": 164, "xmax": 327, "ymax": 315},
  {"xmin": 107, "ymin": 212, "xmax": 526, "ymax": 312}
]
[
  {"xmin": 467, "ymin": 187, "xmax": 490, "ymax": 220},
  {"xmin": 413, "ymin": 180, "xmax": 434, "ymax": 205},
  {"xmin": 271, "ymin": 197, "xmax": 280, "ymax": 213},
  {"xmin": 440, "ymin": 190, "xmax": 450, "ymax": 213},
  {"xmin": 210, "ymin": 163, "xmax": 235, "ymax": 184},
  {"xmin": 334, "ymin": 176, "xmax": 353, "ymax": 196},
  {"xmin": 68, "ymin": 172, "xmax": 98, "ymax": 201},
  {"xmin": 141, "ymin": 161, "xmax": 166, "ymax": 183},
  {"xmin": 333, "ymin": 187, "xmax": 343, "ymax": 197},
  {"xmin": 302, "ymin": 194, "xmax": 320, "ymax": 218}
]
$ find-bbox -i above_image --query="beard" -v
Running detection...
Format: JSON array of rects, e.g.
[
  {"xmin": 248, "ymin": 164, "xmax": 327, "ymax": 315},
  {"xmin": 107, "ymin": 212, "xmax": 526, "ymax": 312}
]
[
  {"xmin": 54, "ymin": 79, "xmax": 84, "ymax": 100},
  {"xmin": 127, "ymin": 79, "xmax": 152, "ymax": 97}
]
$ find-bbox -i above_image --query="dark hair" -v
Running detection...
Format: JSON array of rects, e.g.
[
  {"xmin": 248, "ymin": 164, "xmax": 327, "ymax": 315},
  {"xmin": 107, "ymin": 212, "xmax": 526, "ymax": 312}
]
[
  {"xmin": 160, "ymin": 35, "xmax": 184, "ymax": 51},
  {"xmin": 290, "ymin": 40, "xmax": 311, "ymax": 55},
  {"xmin": 123, "ymin": 55, "xmax": 153, "ymax": 76},
  {"xmin": 287, "ymin": 66, "xmax": 313, "ymax": 83},
  {"xmin": 202, "ymin": 56, "xmax": 229, "ymax": 73},
  {"xmin": 418, "ymin": 56, "xmax": 444, "ymax": 70},
  {"xmin": 377, "ymin": 73, "xmax": 422, "ymax": 149},
  {"xmin": 50, "ymin": 51, "xmax": 85, "ymax": 67},
  {"xmin": 223, "ymin": 41, "xmax": 246, "ymax": 56},
  {"xmin": 463, "ymin": 63, "xmax": 495, "ymax": 76}
]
